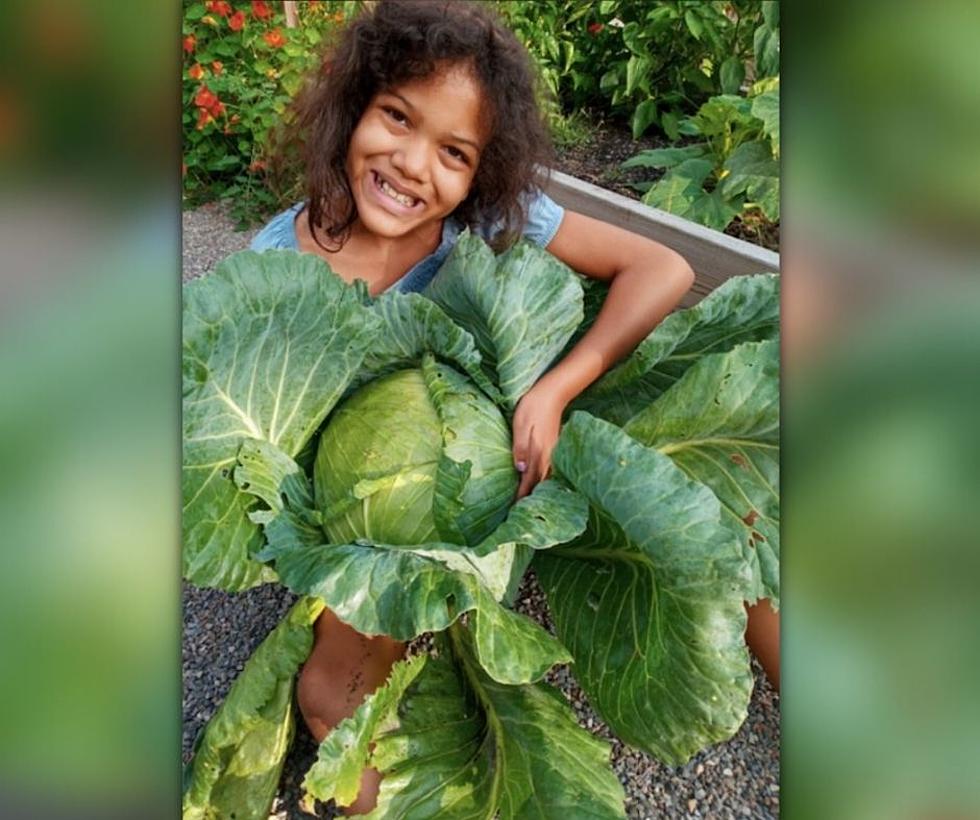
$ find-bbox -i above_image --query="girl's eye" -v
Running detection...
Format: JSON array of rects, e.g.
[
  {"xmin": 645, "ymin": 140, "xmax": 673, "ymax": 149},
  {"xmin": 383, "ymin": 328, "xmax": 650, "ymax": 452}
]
[
  {"xmin": 445, "ymin": 146, "xmax": 469, "ymax": 164},
  {"xmin": 383, "ymin": 107, "xmax": 408, "ymax": 125}
]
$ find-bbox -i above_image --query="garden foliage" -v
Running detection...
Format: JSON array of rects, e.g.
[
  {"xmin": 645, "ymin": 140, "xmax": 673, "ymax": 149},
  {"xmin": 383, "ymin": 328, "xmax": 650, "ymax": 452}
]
[
  {"xmin": 181, "ymin": 1, "xmax": 354, "ymax": 226},
  {"xmin": 182, "ymin": 1, "xmax": 780, "ymax": 239},
  {"xmin": 182, "ymin": 237, "xmax": 780, "ymax": 817}
]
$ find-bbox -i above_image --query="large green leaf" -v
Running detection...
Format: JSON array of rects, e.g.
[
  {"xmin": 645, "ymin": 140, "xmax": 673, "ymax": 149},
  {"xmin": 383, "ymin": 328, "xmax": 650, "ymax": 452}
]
[
  {"xmin": 301, "ymin": 655, "xmax": 428, "ymax": 809},
  {"xmin": 272, "ymin": 541, "xmax": 569, "ymax": 685},
  {"xmin": 424, "ymin": 231, "xmax": 584, "ymax": 409},
  {"xmin": 721, "ymin": 140, "xmax": 780, "ymax": 221},
  {"xmin": 363, "ymin": 628, "xmax": 626, "ymax": 819},
  {"xmin": 235, "ymin": 438, "xmax": 324, "ymax": 554},
  {"xmin": 536, "ymin": 413, "xmax": 753, "ymax": 765},
  {"xmin": 573, "ymin": 274, "xmax": 779, "ymax": 426},
  {"xmin": 625, "ymin": 340, "xmax": 780, "ymax": 606},
  {"xmin": 356, "ymin": 291, "xmax": 502, "ymax": 405},
  {"xmin": 639, "ymin": 158, "xmax": 741, "ymax": 230},
  {"xmin": 182, "ymin": 597, "xmax": 324, "ymax": 819},
  {"xmin": 751, "ymin": 81, "xmax": 780, "ymax": 157},
  {"xmin": 470, "ymin": 479, "xmax": 588, "ymax": 556},
  {"xmin": 621, "ymin": 144, "xmax": 709, "ymax": 171},
  {"xmin": 182, "ymin": 250, "xmax": 379, "ymax": 590}
]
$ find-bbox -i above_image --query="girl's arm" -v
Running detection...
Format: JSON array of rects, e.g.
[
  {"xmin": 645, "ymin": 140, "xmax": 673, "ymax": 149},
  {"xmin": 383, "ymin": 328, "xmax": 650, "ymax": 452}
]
[{"xmin": 513, "ymin": 210, "xmax": 695, "ymax": 498}]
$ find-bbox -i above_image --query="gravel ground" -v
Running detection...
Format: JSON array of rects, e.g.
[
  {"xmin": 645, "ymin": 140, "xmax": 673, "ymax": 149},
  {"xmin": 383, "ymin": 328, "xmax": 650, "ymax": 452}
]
[{"xmin": 181, "ymin": 202, "xmax": 780, "ymax": 818}]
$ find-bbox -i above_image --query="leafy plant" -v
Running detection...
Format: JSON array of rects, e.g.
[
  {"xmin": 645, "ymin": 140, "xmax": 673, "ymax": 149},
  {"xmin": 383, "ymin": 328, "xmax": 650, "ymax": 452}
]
[
  {"xmin": 182, "ymin": 237, "xmax": 780, "ymax": 817},
  {"xmin": 622, "ymin": 76, "xmax": 779, "ymax": 231},
  {"xmin": 181, "ymin": 1, "xmax": 357, "ymax": 227},
  {"xmin": 500, "ymin": 1, "xmax": 772, "ymax": 140}
]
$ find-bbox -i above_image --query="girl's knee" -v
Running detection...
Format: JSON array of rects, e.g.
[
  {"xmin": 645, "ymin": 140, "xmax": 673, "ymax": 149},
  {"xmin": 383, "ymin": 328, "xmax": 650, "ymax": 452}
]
[{"xmin": 296, "ymin": 609, "xmax": 407, "ymax": 742}]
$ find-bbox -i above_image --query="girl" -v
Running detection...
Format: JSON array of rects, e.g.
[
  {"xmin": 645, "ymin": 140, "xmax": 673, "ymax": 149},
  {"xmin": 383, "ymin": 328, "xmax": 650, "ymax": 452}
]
[{"xmin": 250, "ymin": 1, "xmax": 775, "ymax": 813}]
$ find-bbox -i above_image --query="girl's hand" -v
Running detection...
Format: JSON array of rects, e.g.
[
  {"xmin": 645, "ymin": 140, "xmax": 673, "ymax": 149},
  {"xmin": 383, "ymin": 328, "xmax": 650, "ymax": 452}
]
[{"xmin": 511, "ymin": 383, "xmax": 567, "ymax": 499}]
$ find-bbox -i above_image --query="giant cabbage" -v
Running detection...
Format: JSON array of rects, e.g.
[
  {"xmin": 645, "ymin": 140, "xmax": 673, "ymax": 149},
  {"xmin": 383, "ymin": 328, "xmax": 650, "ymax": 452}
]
[{"xmin": 182, "ymin": 233, "xmax": 780, "ymax": 818}]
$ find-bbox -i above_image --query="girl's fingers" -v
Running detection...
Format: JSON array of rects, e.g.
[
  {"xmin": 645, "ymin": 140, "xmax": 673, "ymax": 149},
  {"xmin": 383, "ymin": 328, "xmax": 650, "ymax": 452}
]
[{"xmin": 516, "ymin": 463, "xmax": 537, "ymax": 499}]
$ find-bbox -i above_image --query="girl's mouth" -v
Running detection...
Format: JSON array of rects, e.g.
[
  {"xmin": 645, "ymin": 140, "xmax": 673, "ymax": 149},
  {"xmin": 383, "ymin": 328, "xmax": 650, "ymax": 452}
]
[{"xmin": 371, "ymin": 171, "xmax": 422, "ymax": 213}]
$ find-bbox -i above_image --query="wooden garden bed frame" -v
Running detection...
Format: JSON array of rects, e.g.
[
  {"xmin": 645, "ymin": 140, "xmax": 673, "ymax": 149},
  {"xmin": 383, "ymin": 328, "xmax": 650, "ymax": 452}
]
[{"xmin": 544, "ymin": 170, "xmax": 780, "ymax": 307}]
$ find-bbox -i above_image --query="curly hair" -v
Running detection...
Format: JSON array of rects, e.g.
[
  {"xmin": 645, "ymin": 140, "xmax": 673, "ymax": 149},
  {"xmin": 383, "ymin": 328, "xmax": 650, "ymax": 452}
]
[{"xmin": 279, "ymin": 0, "xmax": 555, "ymax": 252}]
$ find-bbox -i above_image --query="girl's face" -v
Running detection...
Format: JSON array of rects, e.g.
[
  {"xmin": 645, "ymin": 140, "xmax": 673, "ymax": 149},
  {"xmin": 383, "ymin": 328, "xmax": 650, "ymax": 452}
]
[{"xmin": 345, "ymin": 63, "xmax": 487, "ymax": 242}]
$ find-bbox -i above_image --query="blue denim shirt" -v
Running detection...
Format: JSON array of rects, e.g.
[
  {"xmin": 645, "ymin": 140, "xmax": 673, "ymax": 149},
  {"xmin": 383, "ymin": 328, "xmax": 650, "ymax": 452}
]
[{"xmin": 249, "ymin": 193, "xmax": 565, "ymax": 294}]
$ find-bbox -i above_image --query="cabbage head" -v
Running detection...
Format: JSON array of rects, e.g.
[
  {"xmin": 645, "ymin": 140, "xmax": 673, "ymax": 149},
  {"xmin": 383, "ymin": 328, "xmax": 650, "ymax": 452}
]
[{"xmin": 315, "ymin": 364, "xmax": 517, "ymax": 546}]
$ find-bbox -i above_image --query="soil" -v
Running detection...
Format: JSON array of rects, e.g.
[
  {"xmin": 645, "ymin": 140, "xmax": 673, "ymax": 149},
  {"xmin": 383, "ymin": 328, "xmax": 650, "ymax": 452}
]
[{"xmin": 551, "ymin": 118, "xmax": 780, "ymax": 252}]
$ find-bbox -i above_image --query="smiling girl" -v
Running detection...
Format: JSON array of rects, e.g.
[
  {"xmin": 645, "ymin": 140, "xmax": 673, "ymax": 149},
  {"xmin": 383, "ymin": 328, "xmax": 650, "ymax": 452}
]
[{"xmin": 251, "ymin": 1, "xmax": 704, "ymax": 813}]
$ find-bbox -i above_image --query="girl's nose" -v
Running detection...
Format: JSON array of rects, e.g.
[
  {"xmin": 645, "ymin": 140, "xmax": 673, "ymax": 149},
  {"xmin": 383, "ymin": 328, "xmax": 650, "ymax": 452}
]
[{"xmin": 391, "ymin": 138, "xmax": 429, "ymax": 183}]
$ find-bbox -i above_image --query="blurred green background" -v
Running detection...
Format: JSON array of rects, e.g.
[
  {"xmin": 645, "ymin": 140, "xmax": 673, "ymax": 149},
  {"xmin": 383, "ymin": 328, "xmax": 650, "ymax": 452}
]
[{"xmin": 1, "ymin": 0, "xmax": 979, "ymax": 817}]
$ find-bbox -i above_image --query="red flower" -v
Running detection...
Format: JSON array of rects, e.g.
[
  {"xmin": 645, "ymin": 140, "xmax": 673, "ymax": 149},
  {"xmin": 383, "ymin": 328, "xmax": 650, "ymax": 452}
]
[
  {"xmin": 188, "ymin": 63, "xmax": 205, "ymax": 81},
  {"xmin": 588, "ymin": 22, "xmax": 604, "ymax": 35},
  {"xmin": 183, "ymin": 34, "xmax": 196, "ymax": 54},
  {"xmin": 196, "ymin": 108, "xmax": 215, "ymax": 130},
  {"xmin": 211, "ymin": 60, "xmax": 224, "ymax": 75},
  {"xmin": 194, "ymin": 85, "xmax": 219, "ymax": 111},
  {"xmin": 228, "ymin": 10, "xmax": 246, "ymax": 31},
  {"xmin": 210, "ymin": 100, "xmax": 226, "ymax": 117},
  {"xmin": 248, "ymin": 159, "xmax": 266, "ymax": 173},
  {"xmin": 205, "ymin": 0, "xmax": 232, "ymax": 17},
  {"xmin": 251, "ymin": 1, "xmax": 273, "ymax": 21},
  {"xmin": 263, "ymin": 28, "xmax": 286, "ymax": 48}
]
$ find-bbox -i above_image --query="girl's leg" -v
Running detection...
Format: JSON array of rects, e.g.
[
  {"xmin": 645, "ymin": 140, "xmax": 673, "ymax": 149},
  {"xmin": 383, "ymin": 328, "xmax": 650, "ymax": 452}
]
[
  {"xmin": 296, "ymin": 607, "xmax": 406, "ymax": 815},
  {"xmin": 745, "ymin": 598, "xmax": 780, "ymax": 691}
]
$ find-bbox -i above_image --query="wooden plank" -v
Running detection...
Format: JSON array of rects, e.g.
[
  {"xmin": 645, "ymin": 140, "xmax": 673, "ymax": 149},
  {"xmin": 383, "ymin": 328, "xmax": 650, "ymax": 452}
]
[
  {"xmin": 283, "ymin": 1, "xmax": 298, "ymax": 28},
  {"xmin": 542, "ymin": 170, "xmax": 779, "ymax": 306}
]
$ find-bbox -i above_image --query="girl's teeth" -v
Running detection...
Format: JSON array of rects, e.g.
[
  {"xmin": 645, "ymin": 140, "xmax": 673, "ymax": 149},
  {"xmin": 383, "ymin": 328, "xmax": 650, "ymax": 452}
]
[{"xmin": 378, "ymin": 176, "xmax": 417, "ymax": 207}]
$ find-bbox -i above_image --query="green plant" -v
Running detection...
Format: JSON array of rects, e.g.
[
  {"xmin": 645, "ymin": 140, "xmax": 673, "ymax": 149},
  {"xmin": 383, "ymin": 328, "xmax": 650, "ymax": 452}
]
[
  {"xmin": 622, "ymin": 76, "xmax": 779, "ymax": 231},
  {"xmin": 181, "ymin": 1, "xmax": 358, "ymax": 227},
  {"xmin": 182, "ymin": 237, "xmax": 780, "ymax": 816},
  {"xmin": 500, "ymin": 1, "xmax": 773, "ymax": 140}
]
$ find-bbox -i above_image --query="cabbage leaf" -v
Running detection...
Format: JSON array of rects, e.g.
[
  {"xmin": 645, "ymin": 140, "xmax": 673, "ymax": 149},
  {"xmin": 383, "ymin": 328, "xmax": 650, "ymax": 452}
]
[
  {"xmin": 303, "ymin": 627, "xmax": 626, "ymax": 819},
  {"xmin": 537, "ymin": 412, "xmax": 753, "ymax": 765},
  {"xmin": 182, "ymin": 597, "xmax": 323, "ymax": 819},
  {"xmin": 182, "ymin": 250, "xmax": 380, "ymax": 590},
  {"xmin": 424, "ymin": 230, "xmax": 584, "ymax": 408},
  {"xmin": 625, "ymin": 340, "xmax": 780, "ymax": 605},
  {"xmin": 573, "ymin": 273, "xmax": 779, "ymax": 426}
]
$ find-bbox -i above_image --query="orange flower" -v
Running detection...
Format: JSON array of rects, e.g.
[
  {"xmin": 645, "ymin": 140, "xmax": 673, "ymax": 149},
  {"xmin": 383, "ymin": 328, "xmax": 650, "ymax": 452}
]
[
  {"xmin": 188, "ymin": 63, "xmax": 205, "ymax": 81},
  {"xmin": 196, "ymin": 108, "xmax": 215, "ymax": 130},
  {"xmin": 194, "ymin": 85, "xmax": 219, "ymax": 111},
  {"xmin": 183, "ymin": 34, "xmax": 196, "ymax": 54},
  {"xmin": 228, "ymin": 9, "xmax": 246, "ymax": 30},
  {"xmin": 251, "ymin": 1, "xmax": 273, "ymax": 21},
  {"xmin": 211, "ymin": 60, "xmax": 223, "ymax": 75},
  {"xmin": 248, "ymin": 159, "xmax": 266, "ymax": 173},
  {"xmin": 210, "ymin": 100, "xmax": 226, "ymax": 117},
  {"xmin": 229, "ymin": 113, "xmax": 241, "ymax": 124},
  {"xmin": 263, "ymin": 28, "xmax": 285, "ymax": 48},
  {"xmin": 205, "ymin": 0, "xmax": 232, "ymax": 17}
]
